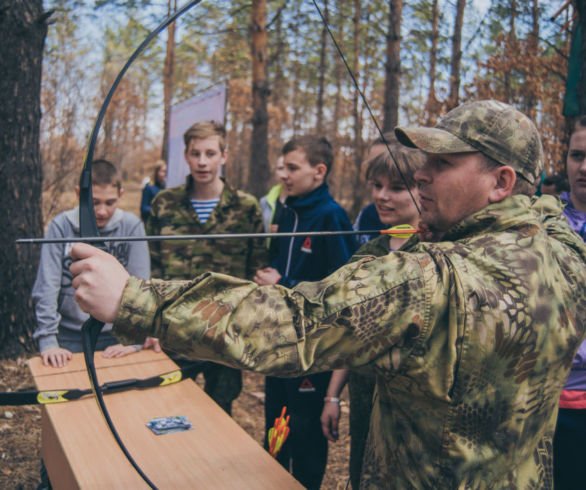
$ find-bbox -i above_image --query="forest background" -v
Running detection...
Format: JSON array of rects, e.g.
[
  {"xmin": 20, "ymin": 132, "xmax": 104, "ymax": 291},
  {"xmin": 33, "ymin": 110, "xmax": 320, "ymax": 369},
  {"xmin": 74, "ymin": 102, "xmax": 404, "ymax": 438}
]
[{"xmin": 0, "ymin": 0, "xmax": 583, "ymax": 356}]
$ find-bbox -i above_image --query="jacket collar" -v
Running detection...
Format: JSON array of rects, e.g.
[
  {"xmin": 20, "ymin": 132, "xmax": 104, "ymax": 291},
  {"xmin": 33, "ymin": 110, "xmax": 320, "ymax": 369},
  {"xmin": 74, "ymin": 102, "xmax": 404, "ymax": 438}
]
[
  {"xmin": 65, "ymin": 207, "xmax": 124, "ymax": 233},
  {"xmin": 410, "ymin": 194, "xmax": 570, "ymax": 245},
  {"xmin": 285, "ymin": 182, "xmax": 330, "ymax": 211},
  {"xmin": 182, "ymin": 176, "xmax": 238, "ymax": 208}
]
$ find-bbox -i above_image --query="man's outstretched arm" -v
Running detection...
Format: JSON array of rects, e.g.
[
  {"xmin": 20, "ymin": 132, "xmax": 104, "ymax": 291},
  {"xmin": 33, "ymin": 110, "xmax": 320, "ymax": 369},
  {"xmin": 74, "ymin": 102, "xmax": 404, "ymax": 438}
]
[{"xmin": 70, "ymin": 242, "xmax": 438, "ymax": 378}]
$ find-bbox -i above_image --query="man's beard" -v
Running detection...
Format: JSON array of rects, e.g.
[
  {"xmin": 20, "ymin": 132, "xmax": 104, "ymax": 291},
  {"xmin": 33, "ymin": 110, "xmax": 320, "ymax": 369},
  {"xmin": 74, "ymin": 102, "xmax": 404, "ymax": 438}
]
[{"xmin": 417, "ymin": 221, "xmax": 445, "ymax": 242}]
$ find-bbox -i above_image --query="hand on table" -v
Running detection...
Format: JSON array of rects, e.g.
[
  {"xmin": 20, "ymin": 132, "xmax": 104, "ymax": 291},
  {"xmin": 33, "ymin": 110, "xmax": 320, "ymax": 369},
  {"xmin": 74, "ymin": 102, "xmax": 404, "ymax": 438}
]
[
  {"xmin": 41, "ymin": 347, "xmax": 73, "ymax": 368},
  {"xmin": 101, "ymin": 344, "xmax": 139, "ymax": 358}
]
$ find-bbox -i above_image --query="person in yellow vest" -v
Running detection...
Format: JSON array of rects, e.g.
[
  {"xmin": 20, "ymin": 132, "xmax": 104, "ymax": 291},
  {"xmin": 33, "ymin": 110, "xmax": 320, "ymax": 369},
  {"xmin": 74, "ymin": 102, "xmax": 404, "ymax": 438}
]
[{"xmin": 260, "ymin": 156, "xmax": 287, "ymax": 233}]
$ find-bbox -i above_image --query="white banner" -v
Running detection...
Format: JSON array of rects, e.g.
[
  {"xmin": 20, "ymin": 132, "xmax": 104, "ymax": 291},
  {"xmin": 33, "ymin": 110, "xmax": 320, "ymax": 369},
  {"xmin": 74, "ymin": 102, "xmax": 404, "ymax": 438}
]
[{"xmin": 166, "ymin": 83, "xmax": 227, "ymax": 188}]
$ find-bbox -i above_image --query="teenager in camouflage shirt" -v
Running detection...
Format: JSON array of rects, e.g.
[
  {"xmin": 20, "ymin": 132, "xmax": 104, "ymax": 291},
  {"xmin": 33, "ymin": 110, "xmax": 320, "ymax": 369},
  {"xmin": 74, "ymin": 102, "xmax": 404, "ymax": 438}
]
[
  {"xmin": 145, "ymin": 121, "xmax": 267, "ymax": 414},
  {"xmin": 72, "ymin": 101, "xmax": 586, "ymax": 489}
]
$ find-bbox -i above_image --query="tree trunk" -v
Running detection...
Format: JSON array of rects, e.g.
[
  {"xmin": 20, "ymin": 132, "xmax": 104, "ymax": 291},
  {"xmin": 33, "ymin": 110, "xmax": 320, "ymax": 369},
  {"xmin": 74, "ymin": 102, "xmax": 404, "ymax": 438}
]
[
  {"xmin": 424, "ymin": 0, "xmax": 441, "ymax": 125},
  {"xmin": 332, "ymin": 0, "xmax": 345, "ymax": 145},
  {"xmin": 269, "ymin": 2, "xmax": 286, "ymax": 155},
  {"xmin": 383, "ymin": 0, "xmax": 403, "ymax": 132},
  {"xmin": 316, "ymin": 0, "xmax": 329, "ymax": 134},
  {"xmin": 522, "ymin": 0, "xmax": 539, "ymax": 116},
  {"xmin": 291, "ymin": 6, "xmax": 303, "ymax": 136},
  {"xmin": 504, "ymin": 0, "xmax": 517, "ymax": 102},
  {"xmin": 447, "ymin": 0, "xmax": 466, "ymax": 111},
  {"xmin": 249, "ymin": 0, "xmax": 270, "ymax": 197},
  {"xmin": 162, "ymin": 0, "xmax": 177, "ymax": 162},
  {"xmin": 0, "ymin": 0, "xmax": 47, "ymax": 358},
  {"xmin": 352, "ymin": 0, "xmax": 362, "ymax": 159},
  {"xmin": 576, "ymin": 0, "xmax": 586, "ymax": 112}
]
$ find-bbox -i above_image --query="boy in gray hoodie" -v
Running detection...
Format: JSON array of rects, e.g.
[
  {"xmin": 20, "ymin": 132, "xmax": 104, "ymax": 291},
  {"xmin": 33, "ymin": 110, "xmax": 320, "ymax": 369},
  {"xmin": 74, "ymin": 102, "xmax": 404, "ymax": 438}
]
[{"xmin": 32, "ymin": 159, "xmax": 150, "ymax": 367}]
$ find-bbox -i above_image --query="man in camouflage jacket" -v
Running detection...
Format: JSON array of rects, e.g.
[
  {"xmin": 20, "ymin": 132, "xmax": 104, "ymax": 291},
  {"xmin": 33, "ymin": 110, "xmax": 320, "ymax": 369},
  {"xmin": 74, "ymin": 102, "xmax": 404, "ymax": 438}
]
[{"xmin": 72, "ymin": 101, "xmax": 586, "ymax": 488}]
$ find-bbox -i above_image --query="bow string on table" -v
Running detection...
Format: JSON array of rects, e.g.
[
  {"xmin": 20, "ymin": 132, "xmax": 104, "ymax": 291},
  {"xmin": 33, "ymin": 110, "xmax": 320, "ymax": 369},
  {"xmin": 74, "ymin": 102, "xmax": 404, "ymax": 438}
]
[{"xmin": 0, "ymin": 364, "xmax": 200, "ymax": 406}]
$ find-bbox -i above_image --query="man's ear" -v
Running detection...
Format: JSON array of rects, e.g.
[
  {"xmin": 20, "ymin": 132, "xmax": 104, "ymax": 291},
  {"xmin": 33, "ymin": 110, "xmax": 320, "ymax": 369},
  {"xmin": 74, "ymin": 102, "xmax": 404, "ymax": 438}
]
[
  {"xmin": 488, "ymin": 165, "xmax": 516, "ymax": 203},
  {"xmin": 119, "ymin": 187, "xmax": 125, "ymax": 199},
  {"xmin": 75, "ymin": 185, "xmax": 80, "ymax": 199},
  {"xmin": 314, "ymin": 163, "xmax": 327, "ymax": 180}
]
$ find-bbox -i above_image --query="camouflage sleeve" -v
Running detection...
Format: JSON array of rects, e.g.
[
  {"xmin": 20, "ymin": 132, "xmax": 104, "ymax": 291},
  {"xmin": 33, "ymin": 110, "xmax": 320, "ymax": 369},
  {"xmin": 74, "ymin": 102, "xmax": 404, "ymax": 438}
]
[
  {"xmin": 146, "ymin": 196, "xmax": 163, "ymax": 278},
  {"xmin": 245, "ymin": 200, "xmax": 269, "ymax": 279},
  {"xmin": 113, "ymin": 250, "xmax": 444, "ymax": 377}
]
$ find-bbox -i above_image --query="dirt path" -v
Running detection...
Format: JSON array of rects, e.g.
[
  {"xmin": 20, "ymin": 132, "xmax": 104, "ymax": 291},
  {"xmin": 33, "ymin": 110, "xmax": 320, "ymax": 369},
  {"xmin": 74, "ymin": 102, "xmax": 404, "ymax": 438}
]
[{"xmin": 0, "ymin": 358, "xmax": 351, "ymax": 489}]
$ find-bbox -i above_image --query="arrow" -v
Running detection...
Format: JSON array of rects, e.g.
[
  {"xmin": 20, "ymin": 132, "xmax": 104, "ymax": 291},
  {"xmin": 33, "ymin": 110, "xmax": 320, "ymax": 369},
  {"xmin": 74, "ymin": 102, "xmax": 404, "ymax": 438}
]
[{"xmin": 16, "ymin": 225, "xmax": 422, "ymax": 245}]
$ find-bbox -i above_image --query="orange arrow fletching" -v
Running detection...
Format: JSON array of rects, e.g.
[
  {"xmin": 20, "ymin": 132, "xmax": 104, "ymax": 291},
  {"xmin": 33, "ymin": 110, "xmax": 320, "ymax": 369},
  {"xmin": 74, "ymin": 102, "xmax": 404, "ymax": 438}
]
[
  {"xmin": 379, "ymin": 224, "xmax": 421, "ymax": 238},
  {"xmin": 268, "ymin": 407, "xmax": 291, "ymax": 458}
]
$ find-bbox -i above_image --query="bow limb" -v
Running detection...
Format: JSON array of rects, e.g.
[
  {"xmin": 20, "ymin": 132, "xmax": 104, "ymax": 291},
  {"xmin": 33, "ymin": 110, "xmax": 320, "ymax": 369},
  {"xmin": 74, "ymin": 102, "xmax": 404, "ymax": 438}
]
[{"xmin": 78, "ymin": 2, "xmax": 202, "ymax": 488}]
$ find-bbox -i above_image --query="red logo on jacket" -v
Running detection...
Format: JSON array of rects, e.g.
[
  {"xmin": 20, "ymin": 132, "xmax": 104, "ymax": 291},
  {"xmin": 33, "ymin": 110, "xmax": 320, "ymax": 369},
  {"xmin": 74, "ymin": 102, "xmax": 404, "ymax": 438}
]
[{"xmin": 301, "ymin": 237, "xmax": 312, "ymax": 253}]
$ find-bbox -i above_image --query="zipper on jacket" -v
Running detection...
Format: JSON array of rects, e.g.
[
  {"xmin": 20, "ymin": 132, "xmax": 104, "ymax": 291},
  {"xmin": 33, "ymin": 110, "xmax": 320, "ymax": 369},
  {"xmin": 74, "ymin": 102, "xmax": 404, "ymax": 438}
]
[{"xmin": 285, "ymin": 207, "xmax": 298, "ymax": 278}]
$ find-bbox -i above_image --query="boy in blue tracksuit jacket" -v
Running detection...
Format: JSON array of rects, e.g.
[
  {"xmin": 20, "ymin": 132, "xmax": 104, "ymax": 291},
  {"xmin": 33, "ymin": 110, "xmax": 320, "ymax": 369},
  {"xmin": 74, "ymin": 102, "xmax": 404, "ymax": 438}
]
[
  {"xmin": 254, "ymin": 135, "xmax": 356, "ymax": 489},
  {"xmin": 270, "ymin": 182, "xmax": 356, "ymax": 286}
]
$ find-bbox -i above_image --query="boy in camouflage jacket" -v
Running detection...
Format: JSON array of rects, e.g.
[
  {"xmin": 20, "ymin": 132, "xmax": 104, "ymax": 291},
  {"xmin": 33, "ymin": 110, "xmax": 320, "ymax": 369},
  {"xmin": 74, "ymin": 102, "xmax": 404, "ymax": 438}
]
[
  {"xmin": 73, "ymin": 101, "xmax": 586, "ymax": 489},
  {"xmin": 146, "ymin": 121, "xmax": 267, "ymax": 414}
]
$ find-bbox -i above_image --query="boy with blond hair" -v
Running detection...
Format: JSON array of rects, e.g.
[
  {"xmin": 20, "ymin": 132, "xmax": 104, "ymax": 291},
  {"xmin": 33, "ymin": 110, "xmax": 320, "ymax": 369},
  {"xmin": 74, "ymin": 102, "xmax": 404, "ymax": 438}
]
[{"xmin": 147, "ymin": 120, "xmax": 266, "ymax": 414}]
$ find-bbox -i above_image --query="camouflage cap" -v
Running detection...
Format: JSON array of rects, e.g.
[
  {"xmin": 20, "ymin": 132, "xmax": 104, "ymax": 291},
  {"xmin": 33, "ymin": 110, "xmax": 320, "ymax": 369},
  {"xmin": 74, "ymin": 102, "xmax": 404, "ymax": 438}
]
[{"xmin": 395, "ymin": 100, "xmax": 543, "ymax": 185}]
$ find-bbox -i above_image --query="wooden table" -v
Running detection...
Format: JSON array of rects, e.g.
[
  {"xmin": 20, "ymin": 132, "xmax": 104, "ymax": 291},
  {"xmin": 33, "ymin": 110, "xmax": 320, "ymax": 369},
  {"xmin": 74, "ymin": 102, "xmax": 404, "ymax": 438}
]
[{"xmin": 29, "ymin": 350, "xmax": 302, "ymax": 489}]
